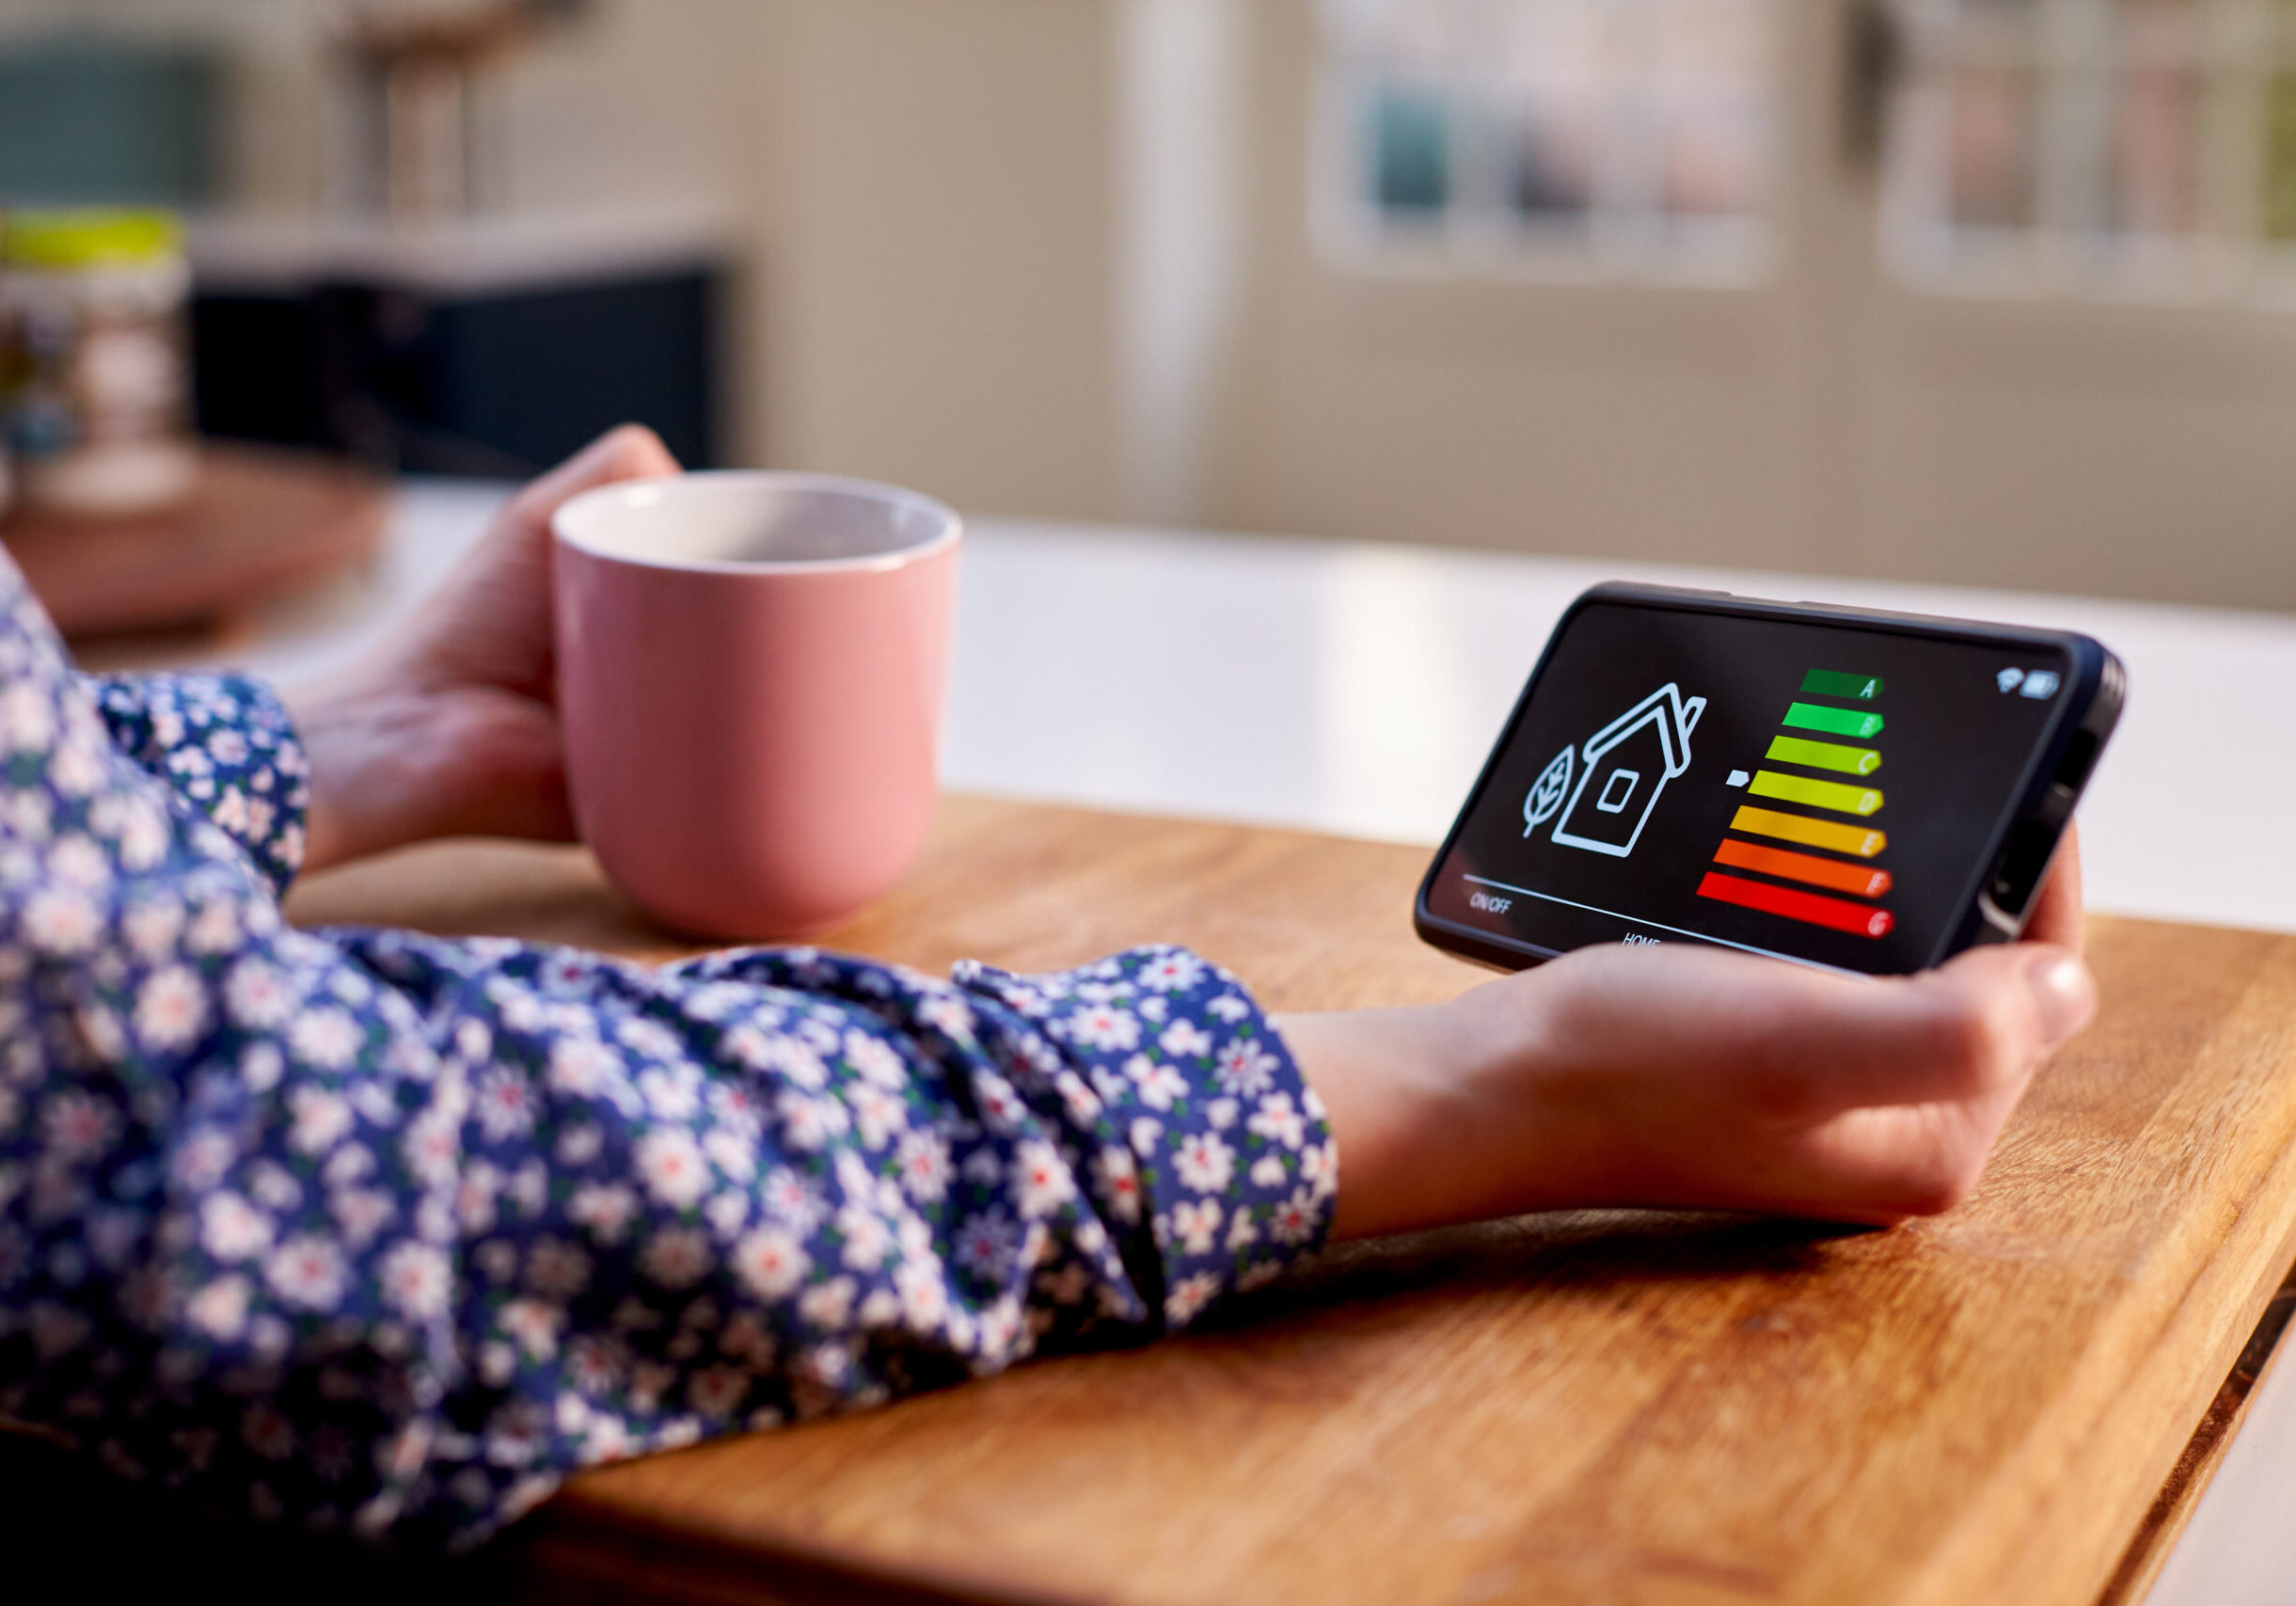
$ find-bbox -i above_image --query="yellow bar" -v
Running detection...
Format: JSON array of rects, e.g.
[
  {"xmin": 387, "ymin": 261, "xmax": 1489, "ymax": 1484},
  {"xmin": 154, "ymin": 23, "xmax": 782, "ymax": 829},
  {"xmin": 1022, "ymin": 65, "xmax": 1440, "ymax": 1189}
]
[
  {"xmin": 1766, "ymin": 734, "xmax": 1880, "ymax": 776},
  {"xmin": 1731, "ymin": 805, "xmax": 1888, "ymax": 858},
  {"xmin": 1749, "ymin": 770, "xmax": 1883, "ymax": 817}
]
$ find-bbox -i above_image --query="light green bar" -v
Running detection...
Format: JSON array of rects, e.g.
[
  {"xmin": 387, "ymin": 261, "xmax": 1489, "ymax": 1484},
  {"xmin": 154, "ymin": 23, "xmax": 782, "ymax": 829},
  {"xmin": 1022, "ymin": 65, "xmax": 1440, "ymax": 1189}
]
[
  {"xmin": 1781, "ymin": 702, "xmax": 1883, "ymax": 739},
  {"xmin": 1766, "ymin": 734, "xmax": 1881, "ymax": 776},
  {"xmin": 1749, "ymin": 770, "xmax": 1884, "ymax": 817}
]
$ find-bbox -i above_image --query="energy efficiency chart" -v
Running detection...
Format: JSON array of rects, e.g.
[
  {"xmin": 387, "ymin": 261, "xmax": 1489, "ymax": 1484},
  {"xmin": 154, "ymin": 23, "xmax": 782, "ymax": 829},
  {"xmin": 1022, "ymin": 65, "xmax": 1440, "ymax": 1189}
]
[{"xmin": 1700, "ymin": 667, "xmax": 1897, "ymax": 940}]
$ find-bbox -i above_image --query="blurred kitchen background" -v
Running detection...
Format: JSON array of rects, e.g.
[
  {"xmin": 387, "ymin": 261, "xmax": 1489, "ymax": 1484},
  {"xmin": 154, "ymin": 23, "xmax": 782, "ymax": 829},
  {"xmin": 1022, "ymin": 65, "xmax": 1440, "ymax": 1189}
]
[{"xmin": 4, "ymin": 0, "xmax": 2294, "ymax": 606}]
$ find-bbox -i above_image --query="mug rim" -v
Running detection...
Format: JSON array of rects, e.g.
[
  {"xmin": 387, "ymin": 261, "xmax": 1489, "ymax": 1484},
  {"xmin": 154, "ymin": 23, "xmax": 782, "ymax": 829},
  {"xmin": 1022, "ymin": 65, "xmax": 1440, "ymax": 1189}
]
[{"xmin": 552, "ymin": 469, "xmax": 962, "ymax": 576}]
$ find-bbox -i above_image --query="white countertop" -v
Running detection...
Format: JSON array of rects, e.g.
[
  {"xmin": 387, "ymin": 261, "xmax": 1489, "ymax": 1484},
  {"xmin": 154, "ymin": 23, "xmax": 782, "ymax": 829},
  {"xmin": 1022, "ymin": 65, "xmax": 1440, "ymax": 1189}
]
[{"xmin": 102, "ymin": 480, "xmax": 2296, "ymax": 1601}]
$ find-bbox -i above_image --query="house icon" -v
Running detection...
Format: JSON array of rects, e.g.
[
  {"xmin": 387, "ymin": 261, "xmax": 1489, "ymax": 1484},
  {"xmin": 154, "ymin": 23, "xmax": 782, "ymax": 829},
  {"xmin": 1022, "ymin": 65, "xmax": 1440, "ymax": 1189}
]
[{"xmin": 1549, "ymin": 682, "xmax": 1707, "ymax": 858}]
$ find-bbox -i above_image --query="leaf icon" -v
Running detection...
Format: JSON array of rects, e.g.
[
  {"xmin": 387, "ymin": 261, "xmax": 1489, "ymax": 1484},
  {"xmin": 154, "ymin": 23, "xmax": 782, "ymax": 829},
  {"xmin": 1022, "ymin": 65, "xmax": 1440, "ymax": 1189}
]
[{"xmin": 1524, "ymin": 745, "xmax": 1575, "ymax": 837}]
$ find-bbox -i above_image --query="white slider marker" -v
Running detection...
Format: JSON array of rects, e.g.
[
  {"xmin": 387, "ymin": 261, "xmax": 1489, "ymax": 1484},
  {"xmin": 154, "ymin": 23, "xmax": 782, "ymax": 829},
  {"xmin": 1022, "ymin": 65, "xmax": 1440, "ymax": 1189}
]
[{"xmin": 1726, "ymin": 770, "xmax": 1750, "ymax": 787}]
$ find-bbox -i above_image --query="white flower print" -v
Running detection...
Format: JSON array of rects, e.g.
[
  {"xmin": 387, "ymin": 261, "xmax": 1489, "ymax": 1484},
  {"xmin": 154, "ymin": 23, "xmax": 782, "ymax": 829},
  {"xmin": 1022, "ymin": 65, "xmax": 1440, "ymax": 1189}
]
[
  {"xmin": 499, "ymin": 1297, "xmax": 563, "ymax": 1360},
  {"xmin": 1206, "ymin": 1098, "xmax": 1238, "ymax": 1131},
  {"xmin": 1227, "ymin": 1209, "xmax": 1259, "ymax": 1252},
  {"xmin": 842, "ymin": 1029, "xmax": 907, "ymax": 1089},
  {"xmin": 1123, "ymin": 1055, "xmax": 1188, "ymax": 1112},
  {"xmin": 1269, "ymin": 1185, "xmax": 1322, "ymax": 1247},
  {"xmin": 23, "ymin": 888, "xmax": 100, "ymax": 955},
  {"xmin": 635, "ymin": 1128, "xmax": 710, "ymax": 1210},
  {"xmin": 331, "ymin": 1187, "xmax": 394, "ymax": 1248},
  {"xmin": 1063, "ymin": 1004, "xmax": 1138, "ymax": 1053},
  {"xmin": 263, "ymin": 1235, "xmax": 347, "ymax": 1309},
  {"xmin": 775, "ymin": 1089, "xmax": 849, "ymax": 1152},
  {"xmin": 225, "ymin": 959, "xmax": 293, "ymax": 1029},
  {"xmin": 760, "ymin": 1169, "xmax": 827, "ymax": 1234},
  {"xmin": 1090, "ymin": 1147, "xmax": 1142, "ymax": 1224},
  {"xmin": 1300, "ymin": 1139, "xmax": 1338, "ymax": 1197},
  {"xmin": 380, "ymin": 1242, "xmax": 452, "ymax": 1320},
  {"xmin": 846, "ymin": 1084, "xmax": 909, "ymax": 1151},
  {"xmin": 547, "ymin": 1037, "xmax": 622, "ymax": 1097},
  {"xmin": 289, "ymin": 1008, "xmax": 361, "ymax": 1070},
  {"xmin": 1172, "ymin": 1198, "xmax": 1222, "ymax": 1255},
  {"xmin": 1207, "ymin": 994, "xmax": 1251, "ymax": 1024},
  {"xmin": 953, "ymin": 1208, "xmax": 1018, "ymax": 1280},
  {"xmin": 1136, "ymin": 950, "xmax": 1206, "ymax": 993},
  {"xmin": 1157, "ymin": 1019, "xmax": 1212, "ymax": 1060},
  {"xmin": 1011, "ymin": 1139, "xmax": 1075, "ymax": 1220},
  {"xmin": 200, "ymin": 1191, "xmax": 274, "ymax": 1262},
  {"xmin": 800, "ymin": 1276, "xmax": 857, "ymax": 1329},
  {"xmin": 122, "ymin": 899, "xmax": 183, "ymax": 959},
  {"xmin": 185, "ymin": 1274, "xmax": 251, "ymax": 1340},
  {"xmin": 1213, "ymin": 1039, "xmax": 1276, "ymax": 1099},
  {"xmin": 916, "ymin": 992, "xmax": 974, "ymax": 1044},
  {"xmin": 895, "ymin": 1131, "xmax": 951, "ymax": 1203},
  {"xmin": 473, "ymin": 1067, "xmax": 537, "ymax": 1140},
  {"xmin": 556, "ymin": 1123, "xmax": 604, "ymax": 1167},
  {"xmin": 401, "ymin": 1109, "xmax": 461, "ymax": 1187},
  {"xmin": 1164, "ymin": 1270, "xmax": 1221, "ymax": 1325},
  {"xmin": 184, "ymin": 899, "xmax": 240, "ymax": 955},
  {"xmin": 1248, "ymin": 1153, "xmax": 1287, "ymax": 1189},
  {"xmin": 835, "ymin": 1203, "xmax": 894, "ymax": 1271},
  {"xmin": 288, "ymin": 1086, "xmax": 354, "ymax": 1156},
  {"xmin": 734, "ymin": 1226, "xmax": 810, "ymax": 1299},
  {"xmin": 638, "ymin": 1065, "xmax": 702, "ymax": 1122},
  {"xmin": 46, "ymin": 834, "xmax": 110, "ymax": 890},
  {"xmin": 567, "ymin": 1183, "xmax": 638, "ymax": 1244},
  {"xmin": 1129, "ymin": 1116, "xmax": 1164, "ymax": 1156},
  {"xmin": 705, "ymin": 1189, "xmax": 750, "ymax": 1241},
  {"xmin": 702, "ymin": 1126, "xmax": 756, "ymax": 1182},
  {"xmin": 1173, "ymin": 1132, "xmax": 1235, "ymax": 1194},
  {"xmin": 896, "ymin": 1258, "xmax": 948, "ymax": 1328},
  {"xmin": 1247, "ymin": 1090, "xmax": 1306, "ymax": 1150}
]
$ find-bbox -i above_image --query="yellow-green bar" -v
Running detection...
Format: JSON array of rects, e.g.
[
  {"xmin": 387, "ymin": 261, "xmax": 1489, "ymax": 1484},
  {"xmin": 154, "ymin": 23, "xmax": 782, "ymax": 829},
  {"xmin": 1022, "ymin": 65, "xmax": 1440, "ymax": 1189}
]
[
  {"xmin": 1766, "ymin": 734, "xmax": 1881, "ymax": 776},
  {"xmin": 1732, "ymin": 805, "xmax": 1888, "ymax": 858},
  {"xmin": 1749, "ymin": 770, "xmax": 1884, "ymax": 817},
  {"xmin": 1782, "ymin": 702, "xmax": 1883, "ymax": 739}
]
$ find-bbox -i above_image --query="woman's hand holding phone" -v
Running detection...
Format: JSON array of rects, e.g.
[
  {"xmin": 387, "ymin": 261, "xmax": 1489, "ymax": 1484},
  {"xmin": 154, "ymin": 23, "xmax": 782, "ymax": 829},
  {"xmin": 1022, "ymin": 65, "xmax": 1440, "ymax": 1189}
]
[{"xmin": 1288, "ymin": 828, "xmax": 2093, "ymax": 1239}]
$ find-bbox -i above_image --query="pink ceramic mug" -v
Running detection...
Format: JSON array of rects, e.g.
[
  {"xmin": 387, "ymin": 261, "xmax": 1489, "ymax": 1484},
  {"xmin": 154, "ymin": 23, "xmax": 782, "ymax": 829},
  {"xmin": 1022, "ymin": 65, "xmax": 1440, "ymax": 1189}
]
[{"xmin": 551, "ymin": 471, "xmax": 960, "ymax": 938}]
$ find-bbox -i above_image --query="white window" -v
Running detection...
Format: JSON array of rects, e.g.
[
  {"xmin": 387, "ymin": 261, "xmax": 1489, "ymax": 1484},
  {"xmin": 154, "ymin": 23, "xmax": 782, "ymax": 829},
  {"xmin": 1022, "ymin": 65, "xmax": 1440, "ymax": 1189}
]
[
  {"xmin": 1883, "ymin": 0, "xmax": 2296, "ymax": 302},
  {"xmin": 1315, "ymin": 0, "xmax": 1779, "ymax": 283}
]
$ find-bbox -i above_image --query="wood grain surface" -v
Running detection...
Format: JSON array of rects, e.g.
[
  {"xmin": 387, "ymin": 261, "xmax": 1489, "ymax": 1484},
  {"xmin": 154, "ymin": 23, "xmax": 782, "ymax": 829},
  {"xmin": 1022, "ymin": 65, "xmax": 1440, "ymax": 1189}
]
[
  {"xmin": 286, "ymin": 796, "xmax": 2296, "ymax": 1606},
  {"xmin": 0, "ymin": 445, "xmax": 387, "ymax": 639}
]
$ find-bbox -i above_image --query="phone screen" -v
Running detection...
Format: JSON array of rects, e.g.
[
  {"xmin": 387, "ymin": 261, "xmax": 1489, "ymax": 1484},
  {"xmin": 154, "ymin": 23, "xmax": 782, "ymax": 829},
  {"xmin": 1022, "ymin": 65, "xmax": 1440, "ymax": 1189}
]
[{"xmin": 1421, "ymin": 599, "xmax": 2079, "ymax": 975}]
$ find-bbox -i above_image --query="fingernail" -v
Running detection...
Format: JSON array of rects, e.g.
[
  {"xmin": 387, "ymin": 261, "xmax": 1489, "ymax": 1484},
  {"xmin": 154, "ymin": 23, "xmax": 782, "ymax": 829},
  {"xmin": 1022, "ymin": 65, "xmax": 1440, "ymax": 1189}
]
[{"xmin": 2027, "ymin": 951, "xmax": 2098, "ymax": 1044}]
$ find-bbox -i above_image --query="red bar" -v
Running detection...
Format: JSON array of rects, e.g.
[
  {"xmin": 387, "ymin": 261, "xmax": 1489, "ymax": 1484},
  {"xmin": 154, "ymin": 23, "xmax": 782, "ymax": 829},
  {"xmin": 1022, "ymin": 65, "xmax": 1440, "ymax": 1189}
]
[
  {"xmin": 1714, "ymin": 838, "xmax": 1892, "ymax": 898},
  {"xmin": 1697, "ymin": 871, "xmax": 1894, "ymax": 938}
]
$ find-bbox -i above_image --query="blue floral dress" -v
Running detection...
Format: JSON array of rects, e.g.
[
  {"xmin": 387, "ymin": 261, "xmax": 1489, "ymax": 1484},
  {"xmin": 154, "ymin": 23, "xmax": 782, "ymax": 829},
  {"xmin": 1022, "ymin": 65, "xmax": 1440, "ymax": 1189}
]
[{"xmin": 0, "ymin": 551, "xmax": 1335, "ymax": 1549}]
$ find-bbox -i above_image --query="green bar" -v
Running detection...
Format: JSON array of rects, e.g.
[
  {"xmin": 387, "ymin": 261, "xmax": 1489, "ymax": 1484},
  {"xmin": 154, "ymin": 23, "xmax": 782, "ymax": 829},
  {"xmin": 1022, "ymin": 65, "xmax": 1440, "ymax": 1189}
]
[
  {"xmin": 1800, "ymin": 669, "xmax": 1883, "ymax": 699},
  {"xmin": 1781, "ymin": 702, "xmax": 1883, "ymax": 739},
  {"xmin": 1766, "ymin": 734, "xmax": 1880, "ymax": 776},
  {"xmin": 1749, "ymin": 770, "xmax": 1884, "ymax": 817}
]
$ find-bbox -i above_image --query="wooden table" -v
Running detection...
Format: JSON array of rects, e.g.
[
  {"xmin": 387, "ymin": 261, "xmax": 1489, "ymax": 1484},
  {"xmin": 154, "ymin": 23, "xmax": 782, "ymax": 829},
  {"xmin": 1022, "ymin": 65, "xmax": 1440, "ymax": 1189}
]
[
  {"xmin": 0, "ymin": 445, "xmax": 388, "ymax": 642},
  {"xmin": 281, "ymin": 796, "xmax": 2296, "ymax": 1606}
]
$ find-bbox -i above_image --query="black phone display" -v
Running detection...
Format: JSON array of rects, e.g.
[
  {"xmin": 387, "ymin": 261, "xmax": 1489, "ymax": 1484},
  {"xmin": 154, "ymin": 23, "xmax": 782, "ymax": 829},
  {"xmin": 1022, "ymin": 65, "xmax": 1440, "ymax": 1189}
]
[{"xmin": 1416, "ymin": 584, "xmax": 2124, "ymax": 976}]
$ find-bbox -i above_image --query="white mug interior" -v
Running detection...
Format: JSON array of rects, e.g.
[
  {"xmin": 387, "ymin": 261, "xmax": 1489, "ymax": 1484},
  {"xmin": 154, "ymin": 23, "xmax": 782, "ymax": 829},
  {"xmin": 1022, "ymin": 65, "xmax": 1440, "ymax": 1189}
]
[{"xmin": 553, "ymin": 470, "xmax": 960, "ymax": 574}]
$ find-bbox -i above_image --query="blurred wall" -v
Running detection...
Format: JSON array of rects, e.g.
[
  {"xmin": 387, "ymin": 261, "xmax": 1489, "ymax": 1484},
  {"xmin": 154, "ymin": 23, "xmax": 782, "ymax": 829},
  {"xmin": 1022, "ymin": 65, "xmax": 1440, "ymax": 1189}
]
[{"xmin": 9, "ymin": 0, "xmax": 2294, "ymax": 607}]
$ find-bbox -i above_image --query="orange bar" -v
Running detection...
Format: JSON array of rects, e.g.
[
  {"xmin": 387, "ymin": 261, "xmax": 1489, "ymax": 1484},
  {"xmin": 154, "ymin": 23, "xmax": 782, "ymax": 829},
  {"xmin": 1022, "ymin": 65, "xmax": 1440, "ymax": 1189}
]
[{"xmin": 1714, "ymin": 838, "xmax": 1892, "ymax": 899}]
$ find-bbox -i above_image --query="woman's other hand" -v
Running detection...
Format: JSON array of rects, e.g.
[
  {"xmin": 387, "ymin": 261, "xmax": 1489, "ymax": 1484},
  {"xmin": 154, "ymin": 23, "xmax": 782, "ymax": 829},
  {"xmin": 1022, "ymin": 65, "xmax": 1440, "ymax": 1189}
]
[
  {"xmin": 1289, "ymin": 830, "xmax": 2093, "ymax": 1237},
  {"xmin": 288, "ymin": 425, "xmax": 681, "ymax": 874}
]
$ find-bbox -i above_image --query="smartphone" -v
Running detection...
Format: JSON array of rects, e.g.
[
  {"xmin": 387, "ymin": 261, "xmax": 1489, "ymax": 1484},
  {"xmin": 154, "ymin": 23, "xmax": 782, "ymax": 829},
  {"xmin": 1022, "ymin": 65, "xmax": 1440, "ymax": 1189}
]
[{"xmin": 1415, "ymin": 583, "xmax": 2125, "ymax": 976}]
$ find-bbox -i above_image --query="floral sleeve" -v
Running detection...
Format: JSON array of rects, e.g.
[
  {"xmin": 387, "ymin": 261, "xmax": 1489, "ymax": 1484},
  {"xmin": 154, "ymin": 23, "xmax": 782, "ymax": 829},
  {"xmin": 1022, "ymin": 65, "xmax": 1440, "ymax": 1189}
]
[
  {"xmin": 0, "ymin": 551, "xmax": 1336, "ymax": 1550},
  {"xmin": 86, "ymin": 671, "xmax": 309, "ymax": 897}
]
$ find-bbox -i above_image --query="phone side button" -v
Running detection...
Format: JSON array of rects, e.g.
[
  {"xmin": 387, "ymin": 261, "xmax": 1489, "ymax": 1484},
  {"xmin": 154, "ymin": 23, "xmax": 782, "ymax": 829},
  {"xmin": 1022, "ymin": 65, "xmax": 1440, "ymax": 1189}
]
[{"xmin": 1987, "ymin": 819, "xmax": 2060, "ymax": 917}]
